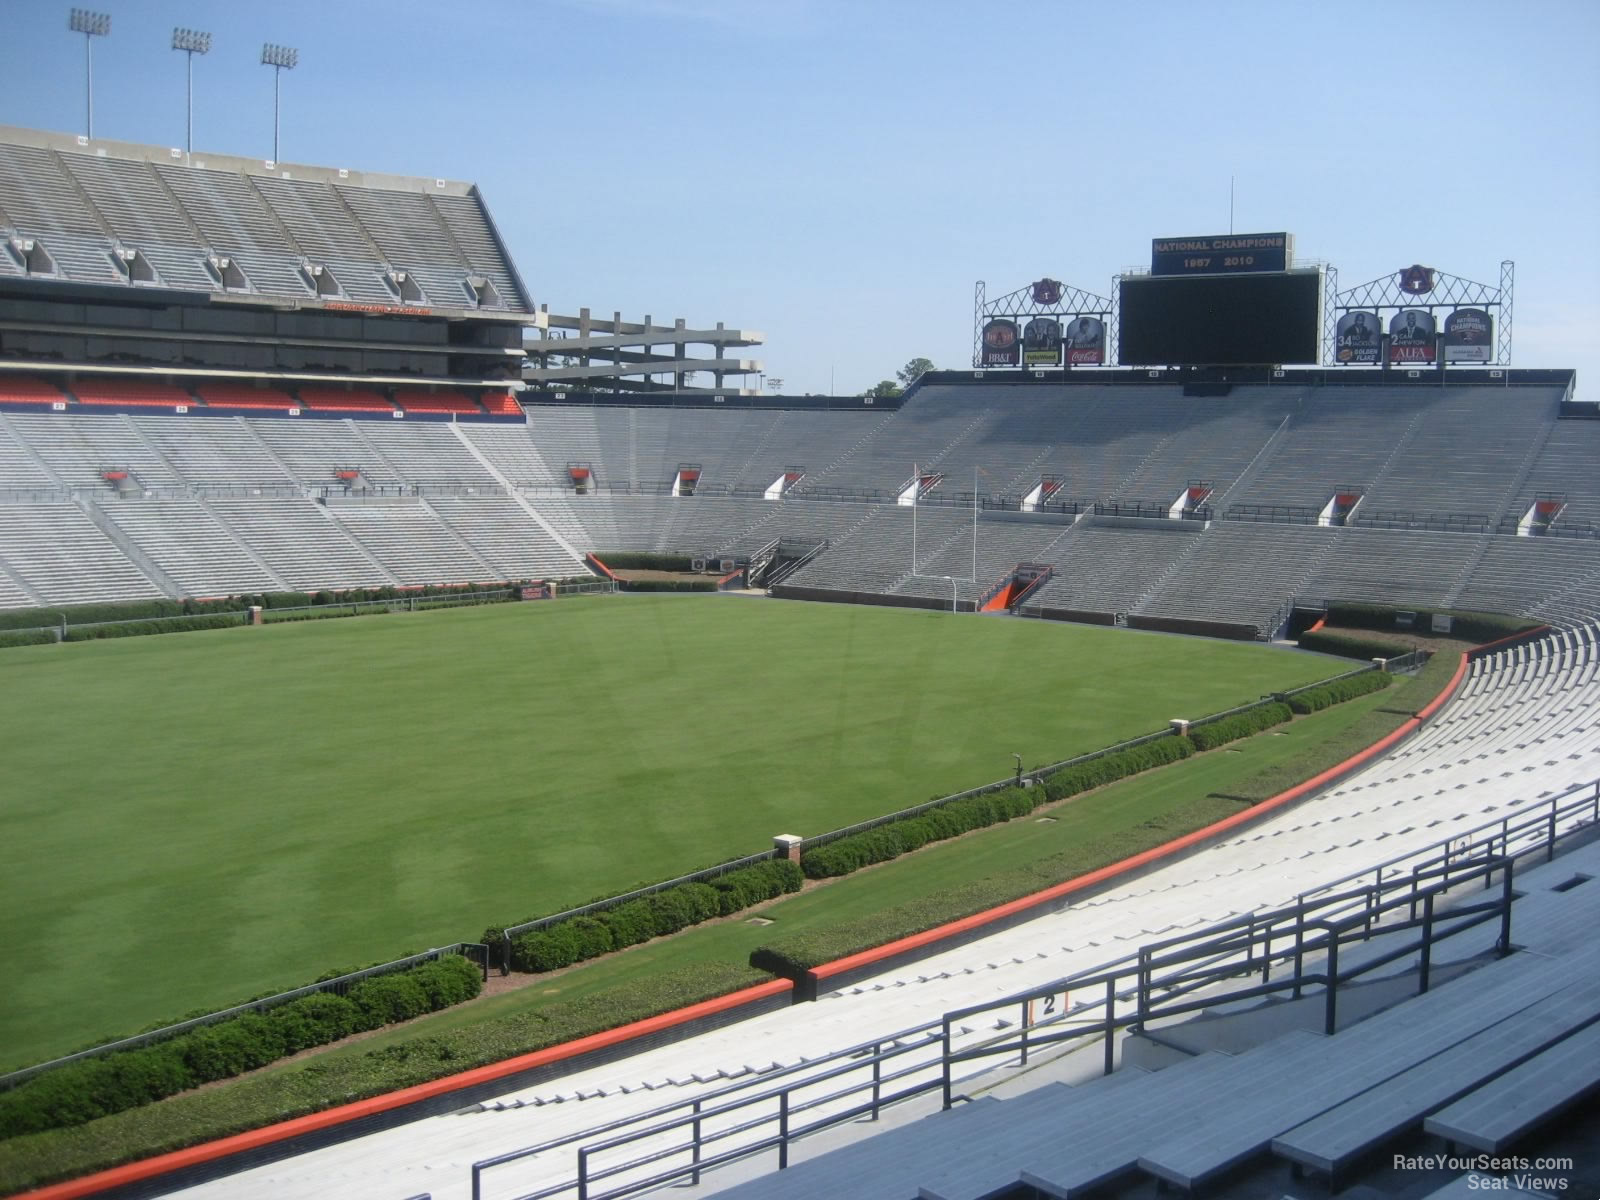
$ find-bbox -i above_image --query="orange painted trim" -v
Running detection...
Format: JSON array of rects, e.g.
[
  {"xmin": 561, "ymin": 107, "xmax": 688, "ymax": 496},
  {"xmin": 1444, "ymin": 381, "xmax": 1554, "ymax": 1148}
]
[
  {"xmin": 813, "ymin": 654, "xmax": 1471, "ymax": 983},
  {"xmin": 1467, "ymin": 625, "xmax": 1552, "ymax": 661},
  {"xmin": 1307, "ymin": 617, "xmax": 1326, "ymax": 634},
  {"xmin": 586, "ymin": 554, "xmax": 620, "ymax": 582},
  {"xmin": 12, "ymin": 978, "xmax": 793, "ymax": 1200}
]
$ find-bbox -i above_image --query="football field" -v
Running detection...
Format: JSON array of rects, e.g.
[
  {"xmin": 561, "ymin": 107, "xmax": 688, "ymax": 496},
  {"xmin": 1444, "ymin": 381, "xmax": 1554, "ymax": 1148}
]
[{"xmin": 0, "ymin": 595, "xmax": 1342, "ymax": 1069}]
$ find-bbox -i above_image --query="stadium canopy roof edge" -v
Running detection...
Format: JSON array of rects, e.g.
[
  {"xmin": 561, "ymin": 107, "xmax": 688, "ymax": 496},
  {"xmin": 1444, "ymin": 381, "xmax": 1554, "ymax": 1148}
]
[{"xmin": 0, "ymin": 123, "xmax": 482, "ymax": 198}]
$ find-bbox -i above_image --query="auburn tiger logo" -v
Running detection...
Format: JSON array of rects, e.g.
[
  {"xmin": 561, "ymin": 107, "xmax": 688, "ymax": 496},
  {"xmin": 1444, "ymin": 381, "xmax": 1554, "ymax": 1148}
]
[{"xmin": 1398, "ymin": 264, "xmax": 1436, "ymax": 295}]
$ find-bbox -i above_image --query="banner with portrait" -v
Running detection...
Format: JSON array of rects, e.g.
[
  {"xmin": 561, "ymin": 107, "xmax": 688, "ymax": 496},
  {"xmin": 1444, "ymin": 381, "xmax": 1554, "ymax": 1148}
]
[
  {"xmin": 1388, "ymin": 309, "xmax": 1437, "ymax": 364},
  {"xmin": 1063, "ymin": 315, "xmax": 1106, "ymax": 365},
  {"xmin": 1022, "ymin": 316, "xmax": 1063, "ymax": 367},
  {"xmin": 1335, "ymin": 311, "xmax": 1381, "ymax": 364}
]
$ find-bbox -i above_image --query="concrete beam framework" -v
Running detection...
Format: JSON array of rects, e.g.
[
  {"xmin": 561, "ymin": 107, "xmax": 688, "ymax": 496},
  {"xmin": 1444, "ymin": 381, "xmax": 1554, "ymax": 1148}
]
[{"xmin": 525, "ymin": 306, "xmax": 764, "ymax": 394}]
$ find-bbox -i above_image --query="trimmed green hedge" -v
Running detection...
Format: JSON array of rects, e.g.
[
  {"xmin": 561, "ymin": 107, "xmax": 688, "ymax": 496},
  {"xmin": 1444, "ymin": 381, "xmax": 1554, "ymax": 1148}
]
[
  {"xmin": 0, "ymin": 956, "xmax": 480, "ymax": 1141},
  {"xmin": 0, "ymin": 583, "xmax": 532, "ymax": 636},
  {"xmin": 1299, "ymin": 630, "xmax": 1412, "ymax": 660},
  {"xmin": 619, "ymin": 579, "xmax": 717, "ymax": 593},
  {"xmin": 1039, "ymin": 735, "xmax": 1194, "ymax": 802},
  {"xmin": 505, "ymin": 860, "xmax": 803, "ymax": 974},
  {"xmin": 1325, "ymin": 602, "xmax": 1538, "ymax": 645},
  {"xmin": 1188, "ymin": 702, "xmax": 1292, "ymax": 751},
  {"xmin": 61, "ymin": 613, "xmax": 245, "ymax": 641},
  {"xmin": 0, "ymin": 630, "xmax": 54, "ymax": 648},
  {"xmin": 592, "ymin": 552, "xmax": 698, "ymax": 571},
  {"xmin": 0, "ymin": 961, "xmax": 769, "ymax": 1195},
  {"xmin": 801, "ymin": 786, "xmax": 1042, "ymax": 879},
  {"xmin": 1288, "ymin": 670, "xmax": 1392, "ymax": 714},
  {"xmin": 751, "ymin": 797, "xmax": 1248, "ymax": 979}
]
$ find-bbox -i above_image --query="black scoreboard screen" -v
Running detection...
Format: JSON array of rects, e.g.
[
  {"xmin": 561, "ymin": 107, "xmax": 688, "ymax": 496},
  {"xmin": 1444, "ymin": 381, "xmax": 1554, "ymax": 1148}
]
[{"xmin": 1118, "ymin": 271, "xmax": 1321, "ymax": 367}]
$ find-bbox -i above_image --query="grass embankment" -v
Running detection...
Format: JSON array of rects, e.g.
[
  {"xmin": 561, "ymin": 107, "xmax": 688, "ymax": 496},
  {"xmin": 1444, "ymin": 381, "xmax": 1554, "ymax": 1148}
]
[
  {"xmin": 0, "ymin": 646, "xmax": 1465, "ymax": 1194},
  {"xmin": 0, "ymin": 596, "xmax": 1336, "ymax": 1071}
]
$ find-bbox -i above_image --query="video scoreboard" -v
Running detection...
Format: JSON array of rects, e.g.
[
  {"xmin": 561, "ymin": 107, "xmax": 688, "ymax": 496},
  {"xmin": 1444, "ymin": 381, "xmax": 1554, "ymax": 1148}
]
[
  {"xmin": 1119, "ymin": 269, "xmax": 1321, "ymax": 367},
  {"xmin": 1119, "ymin": 231, "xmax": 1318, "ymax": 367}
]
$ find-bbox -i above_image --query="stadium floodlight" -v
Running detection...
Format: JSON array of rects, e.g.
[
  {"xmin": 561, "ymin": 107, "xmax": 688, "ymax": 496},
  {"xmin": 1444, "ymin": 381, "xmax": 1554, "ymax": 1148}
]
[
  {"xmin": 68, "ymin": 8, "xmax": 111, "ymax": 139},
  {"xmin": 260, "ymin": 42, "xmax": 299, "ymax": 163},
  {"xmin": 171, "ymin": 28, "xmax": 212, "ymax": 154}
]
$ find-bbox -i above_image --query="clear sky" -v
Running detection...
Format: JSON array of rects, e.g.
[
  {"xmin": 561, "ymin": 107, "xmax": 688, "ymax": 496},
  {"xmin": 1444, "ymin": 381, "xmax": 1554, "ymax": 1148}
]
[{"xmin": 2, "ymin": 0, "xmax": 1596, "ymax": 396}]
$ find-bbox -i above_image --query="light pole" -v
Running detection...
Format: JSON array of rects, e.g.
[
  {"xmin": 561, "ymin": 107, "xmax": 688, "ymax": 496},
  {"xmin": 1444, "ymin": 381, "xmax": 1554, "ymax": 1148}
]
[
  {"xmin": 260, "ymin": 42, "xmax": 299, "ymax": 163},
  {"xmin": 172, "ymin": 27, "xmax": 211, "ymax": 155},
  {"xmin": 68, "ymin": 8, "xmax": 111, "ymax": 140}
]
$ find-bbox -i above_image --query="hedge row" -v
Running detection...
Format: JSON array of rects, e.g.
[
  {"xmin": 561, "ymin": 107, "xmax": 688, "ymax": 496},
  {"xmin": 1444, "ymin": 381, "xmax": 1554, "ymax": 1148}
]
[
  {"xmin": 751, "ymin": 797, "xmax": 1250, "ymax": 978},
  {"xmin": 592, "ymin": 552, "xmax": 698, "ymax": 571},
  {"xmin": 0, "ymin": 961, "xmax": 769, "ymax": 1195},
  {"xmin": 1324, "ymin": 602, "xmax": 1537, "ymax": 645},
  {"xmin": 801, "ymin": 786, "xmax": 1042, "ymax": 879},
  {"xmin": 1288, "ymin": 670, "xmax": 1392, "ymax": 714},
  {"xmin": 1188, "ymin": 702, "xmax": 1292, "ymax": 752},
  {"xmin": 619, "ymin": 579, "xmax": 717, "ymax": 593},
  {"xmin": 0, "ymin": 582, "xmax": 537, "ymax": 634},
  {"xmin": 504, "ymin": 859, "xmax": 803, "ymax": 974},
  {"xmin": 61, "ymin": 613, "xmax": 245, "ymax": 642},
  {"xmin": 0, "ymin": 630, "xmax": 54, "ymax": 648},
  {"xmin": 1039, "ymin": 735, "xmax": 1195, "ymax": 802},
  {"xmin": 1299, "ymin": 630, "xmax": 1413, "ymax": 660},
  {"xmin": 0, "ymin": 956, "xmax": 480, "ymax": 1140}
]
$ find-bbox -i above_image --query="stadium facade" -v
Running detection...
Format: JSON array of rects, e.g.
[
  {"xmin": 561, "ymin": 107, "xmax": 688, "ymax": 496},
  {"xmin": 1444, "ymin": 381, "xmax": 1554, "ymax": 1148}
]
[{"xmin": 0, "ymin": 123, "xmax": 1594, "ymax": 634}]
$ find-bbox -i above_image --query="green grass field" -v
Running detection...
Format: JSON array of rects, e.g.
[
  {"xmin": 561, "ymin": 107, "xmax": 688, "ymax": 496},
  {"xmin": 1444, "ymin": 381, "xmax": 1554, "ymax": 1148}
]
[{"xmin": 0, "ymin": 595, "xmax": 1344, "ymax": 1070}]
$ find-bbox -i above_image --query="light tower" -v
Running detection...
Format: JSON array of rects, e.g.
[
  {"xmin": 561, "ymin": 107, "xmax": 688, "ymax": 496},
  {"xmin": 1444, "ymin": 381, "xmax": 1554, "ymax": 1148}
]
[
  {"xmin": 171, "ymin": 27, "xmax": 212, "ymax": 154},
  {"xmin": 260, "ymin": 42, "xmax": 299, "ymax": 163},
  {"xmin": 68, "ymin": 8, "xmax": 111, "ymax": 139}
]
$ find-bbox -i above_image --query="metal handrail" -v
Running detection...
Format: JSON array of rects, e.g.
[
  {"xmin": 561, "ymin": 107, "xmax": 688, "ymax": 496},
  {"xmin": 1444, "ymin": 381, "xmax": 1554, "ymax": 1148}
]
[
  {"xmin": 941, "ymin": 854, "xmax": 1514, "ymax": 1100},
  {"xmin": 470, "ymin": 1025, "xmax": 942, "ymax": 1200},
  {"xmin": 470, "ymin": 765, "xmax": 1597, "ymax": 1199}
]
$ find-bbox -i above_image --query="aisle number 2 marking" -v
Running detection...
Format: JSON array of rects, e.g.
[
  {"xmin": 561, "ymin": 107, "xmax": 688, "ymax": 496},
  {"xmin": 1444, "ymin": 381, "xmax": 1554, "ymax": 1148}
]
[{"xmin": 1026, "ymin": 990, "xmax": 1070, "ymax": 1026}]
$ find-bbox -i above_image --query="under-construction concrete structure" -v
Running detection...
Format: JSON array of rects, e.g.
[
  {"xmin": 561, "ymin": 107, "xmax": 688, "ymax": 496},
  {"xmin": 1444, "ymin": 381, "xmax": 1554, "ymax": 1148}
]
[{"xmin": 524, "ymin": 306, "xmax": 764, "ymax": 395}]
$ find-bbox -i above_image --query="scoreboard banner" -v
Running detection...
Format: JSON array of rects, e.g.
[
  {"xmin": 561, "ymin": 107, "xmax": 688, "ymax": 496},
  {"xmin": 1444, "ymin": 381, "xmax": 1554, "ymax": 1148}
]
[
  {"xmin": 1022, "ymin": 316, "xmax": 1063, "ymax": 367},
  {"xmin": 1443, "ymin": 308, "xmax": 1494, "ymax": 363},
  {"xmin": 1151, "ymin": 232, "xmax": 1290, "ymax": 276},
  {"xmin": 1388, "ymin": 310, "xmax": 1437, "ymax": 363},
  {"xmin": 1335, "ymin": 311, "xmax": 1381, "ymax": 364},
  {"xmin": 1064, "ymin": 315, "xmax": 1106, "ymax": 364},
  {"xmin": 981, "ymin": 318, "xmax": 1021, "ymax": 367}
]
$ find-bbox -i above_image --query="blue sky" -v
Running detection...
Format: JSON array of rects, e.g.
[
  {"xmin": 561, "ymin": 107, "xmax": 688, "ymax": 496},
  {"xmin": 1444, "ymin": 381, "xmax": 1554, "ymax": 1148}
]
[{"xmin": 2, "ymin": 0, "xmax": 1596, "ymax": 395}]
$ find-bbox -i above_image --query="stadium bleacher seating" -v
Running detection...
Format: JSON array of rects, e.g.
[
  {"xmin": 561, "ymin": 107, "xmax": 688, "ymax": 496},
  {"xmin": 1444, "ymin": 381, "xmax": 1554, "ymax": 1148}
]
[
  {"xmin": 3, "ymin": 377, "xmax": 1597, "ymax": 627},
  {"xmin": 0, "ymin": 376, "xmax": 65, "ymax": 407},
  {"xmin": 394, "ymin": 391, "xmax": 482, "ymax": 415},
  {"xmin": 0, "ymin": 130, "xmax": 530, "ymax": 313},
  {"xmin": 479, "ymin": 391, "xmax": 524, "ymax": 417},
  {"xmin": 69, "ymin": 379, "xmax": 194, "ymax": 409},
  {"xmin": 193, "ymin": 383, "xmax": 298, "ymax": 411},
  {"xmin": 295, "ymin": 387, "xmax": 395, "ymax": 414}
]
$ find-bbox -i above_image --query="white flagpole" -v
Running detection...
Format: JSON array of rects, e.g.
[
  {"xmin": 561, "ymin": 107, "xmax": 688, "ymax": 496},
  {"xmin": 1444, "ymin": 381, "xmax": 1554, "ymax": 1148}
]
[
  {"xmin": 911, "ymin": 461, "xmax": 918, "ymax": 574},
  {"xmin": 972, "ymin": 465, "xmax": 978, "ymax": 582}
]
